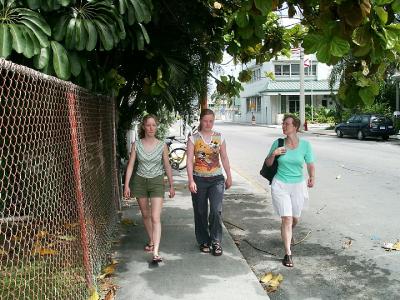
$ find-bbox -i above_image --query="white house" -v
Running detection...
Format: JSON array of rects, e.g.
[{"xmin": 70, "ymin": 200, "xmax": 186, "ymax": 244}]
[{"xmin": 232, "ymin": 53, "xmax": 338, "ymax": 125}]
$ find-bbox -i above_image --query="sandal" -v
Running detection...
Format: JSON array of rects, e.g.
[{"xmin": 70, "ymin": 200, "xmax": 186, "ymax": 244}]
[
  {"xmin": 199, "ymin": 243, "xmax": 210, "ymax": 253},
  {"xmin": 282, "ymin": 254, "xmax": 293, "ymax": 267},
  {"xmin": 144, "ymin": 243, "xmax": 154, "ymax": 252},
  {"xmin": 212, "ymin": 242, "xmax": 223, "ymax": 256},
  {"xmin": 152, "ymin": 255, "xmax": 163, "ymax": 263}
]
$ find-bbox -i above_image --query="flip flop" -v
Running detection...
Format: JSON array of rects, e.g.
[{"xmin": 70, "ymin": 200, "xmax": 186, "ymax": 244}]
[
  {"xmin": 152, "ymin": 255, "xmax": 163, "ymax": 263},
  {"xmin": 144, "ymin": 243, "xmax": 154, "ymax": 252},
  {"xmin": 282, "ymin": 254, "xmax": 293, "ymax": 267}
]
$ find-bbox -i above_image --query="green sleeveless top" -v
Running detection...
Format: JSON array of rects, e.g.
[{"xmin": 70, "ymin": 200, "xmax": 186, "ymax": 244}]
[{"xmin": 135, "ymin": 139, "xmax": 165, "ymax": 178}]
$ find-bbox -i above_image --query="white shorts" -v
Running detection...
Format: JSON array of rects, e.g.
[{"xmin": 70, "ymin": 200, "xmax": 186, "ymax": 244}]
[{"xmin": 271, "ymin": 178, "xmax": 309, "ymax": 217}]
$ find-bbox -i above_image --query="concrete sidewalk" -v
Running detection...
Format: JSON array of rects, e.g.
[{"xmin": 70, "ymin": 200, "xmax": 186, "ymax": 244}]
[{"xmin": 114, "ymin": 171, "xmax": 268, "ymax": 300}]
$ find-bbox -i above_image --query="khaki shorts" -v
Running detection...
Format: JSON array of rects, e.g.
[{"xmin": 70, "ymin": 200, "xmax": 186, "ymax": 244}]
[{"xmin": 130, "ymin": 174, "xmax": 165, "ymax": 198}]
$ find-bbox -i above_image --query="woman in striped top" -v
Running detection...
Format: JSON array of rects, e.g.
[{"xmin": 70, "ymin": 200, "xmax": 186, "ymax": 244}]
[{"xmin": 124, "ymin": 114, "xmax": 175, "ymax": 263}]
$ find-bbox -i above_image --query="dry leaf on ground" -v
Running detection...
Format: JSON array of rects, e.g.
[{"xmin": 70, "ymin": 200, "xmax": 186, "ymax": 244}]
[
  {"xmin": 121, "ymin": 218, "xmax": 136, "ymax": 226},
  {"xmin": 342, "ymin": 239, "xmax": 353, "ymax": 249},
  {"xmin": 87, "ymin": 287, "xmax": 99, "ymax": 300}
]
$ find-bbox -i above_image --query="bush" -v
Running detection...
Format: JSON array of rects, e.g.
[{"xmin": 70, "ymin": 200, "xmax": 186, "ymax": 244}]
[{"xmin": 305, "ymin": 105, "xmax": 336, "ymax": 124}]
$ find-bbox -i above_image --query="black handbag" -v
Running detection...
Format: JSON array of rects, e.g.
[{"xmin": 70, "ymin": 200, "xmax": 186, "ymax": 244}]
[{"xmin": 260, "ymin": 138, "xmax": 284, "ymax": 184}]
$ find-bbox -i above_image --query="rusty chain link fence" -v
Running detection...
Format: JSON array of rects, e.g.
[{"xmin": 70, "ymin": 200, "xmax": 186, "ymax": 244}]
[{"xmin": 0, "ymin": 59, "xmax": 121, "ymax": 299}]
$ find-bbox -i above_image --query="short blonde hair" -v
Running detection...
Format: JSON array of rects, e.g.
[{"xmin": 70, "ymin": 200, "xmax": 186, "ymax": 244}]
[{"xmin": 283, "ymin": 114, "xmax": 300, "ymax": 131}]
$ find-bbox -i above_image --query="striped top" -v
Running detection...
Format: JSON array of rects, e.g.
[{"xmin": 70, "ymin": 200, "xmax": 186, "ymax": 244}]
[
  {"xmin": 189, "ymin": 131, "xmax": 224, "ymax": 177},
  {"xmin": 135, "ymin": 139, "xmax": 165, "ymax": 178}
]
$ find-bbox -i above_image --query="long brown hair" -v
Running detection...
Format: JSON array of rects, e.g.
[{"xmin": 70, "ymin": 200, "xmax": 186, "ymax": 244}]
[
  {"xmin": 138, "ymin": 114, "xmax": 158, "ymax": 139},
  {"xmin": 198, "ymin": 109, "xmax": 215, "ymax": 131}
]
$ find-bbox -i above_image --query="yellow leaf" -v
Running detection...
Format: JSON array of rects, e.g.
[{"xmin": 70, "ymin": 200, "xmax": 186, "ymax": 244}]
[
  {"xmin": 393, "ymin": 241, "xmax": 400, "ymax": 251},
  {"xmin": 87, "ymin": 287, "xmax": 99, "ymax": 300},
  {"xmin": 260, "ymin": 272, "xmax": 273, "ymax": 283},
  {"xmin": 121, "ymin": 218, "xmax": 136, "ymax": 226},
  {"xmin": 35, "ymin": 230, "xmax": 48, "ymax": 239},
  {"xmin": 101, "ymin": 263, "xmax": 118, "ymax": 278},
  {"xmin": 58, "ymin": 235, "xmax": 77, "ymax": 241},
  {"xmin": 39, "ymin": 248, "xmax": 58, "ymax": 256}
]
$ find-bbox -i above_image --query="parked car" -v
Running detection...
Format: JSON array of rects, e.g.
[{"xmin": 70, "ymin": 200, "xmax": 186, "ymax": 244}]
[{"xmin": 335, "ymin": 114, "xmax": 396, "ymax": 140}]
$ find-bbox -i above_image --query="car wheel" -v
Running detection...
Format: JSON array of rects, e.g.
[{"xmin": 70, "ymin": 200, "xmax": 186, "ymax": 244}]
[
  {"xmin": 382, "ymin": 135, "xmax": 389, "ymax": 141},
  {"xmin": 336, "ymin": 129, "xmax": 343, "ymax": 138},
  {"xmin": 357, "ymin": 130, "xmax": 365, "ymax": 140}
]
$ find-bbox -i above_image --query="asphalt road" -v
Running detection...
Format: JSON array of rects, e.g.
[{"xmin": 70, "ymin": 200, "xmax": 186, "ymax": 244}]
[{"xmin": 215, "ymin": 121, "xmax": 400, "ymax": 299}]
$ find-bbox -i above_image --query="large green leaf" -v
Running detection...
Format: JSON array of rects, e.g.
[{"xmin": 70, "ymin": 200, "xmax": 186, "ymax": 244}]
[
  {"xmin": 330, "ymin": 36, "xmax": 350, "ymax": 57},
  {"xmin": 26, "ymin": 0, "xmax": 41, "ymax": 10},
  {"xmin": 68, "ymin": 51, "xmax": 81, "ymax": 77},
  {"xmin": 130, "ymin": 0, "xmax": 146, "ymax": 23},
  {"xmin": 22, "ymin": 29, "xmax": 35, "ymax": 58},
  {"xmin": 53, "ymin": 15, "xmax": 69, "ymax": 41},
  {"xmin": 254, "ymin": 0, "xmax": 272, "ymax": 16},
  {"xmin": 392, "ymin": 0, "xmax": 400, "ymax": 12},
  {"xmin": 51, "ymin": 41, "xmax": 70, "ymax": 80},
  {"xmin": 0, "ymin": 25, "xmax": 12, "ymax": 58},
  {"xmin": 18, "ymin": 9, "xmax": 51, "ymax": 36},
  {"xmin": 303, "ymin": 33, "xmax": 323, "ymax": 54},
  {"xmin": 19, "ymin": 19, "xmax": 49, "ymax": 47},
  {"xmin": 65, "ymin": 18, "xmax": 76, "ymax": 49},
  {"xmin": 375, "ymin": 0, "xmax": 394, "ymax": 5},
  {"xmin": 359, "ymin": 86, "xmax": 375, "ymax": 106},
  {"xmin": 138, "ymin": 23, "xmax": 149, "ymax": 44},
  {"xmin": 33, "ymin": 47, "xmax": 50, "ymax": 69},
  {"xmin": 10, "ymin": 25, "xmax": 25, "ymax": 54},
  {"xmin": 83, "ymin": 20, "xmax": 97, "ymax": 51},
  {"xmin": 74, "ymin": 18, "xmax": 87, "ymax": 51},
  {"xmin": 352, "ymin": 26, "xmax": 371, "ymax": 46},
  {"xmin": 26, "ymin": 29, "xmax": 41, "ymax": 55},
  {"xmin": 316, "ymin": 43, "xmax": 331, "ymax": 63},
  {"xmin": 383, "ymin": 27, "xmax": 398, "ymax": 49},
  {"xmin": 136, "ymin": 28, "xmax": 144, "ymax": 50},
  {"xmin": 374, "ymin": 7, "xmax": 388, "ymax": 24},
  {"xmin": 94, "ymin": 20, "xmax": 114, "ymax": 50},
  {"xmin": 235, "ymin": 10, "xmax": 249, "ymax": 28},
  {"xmin": 237, "ymin": 26, "xmax": 253, "ymax": 39}
]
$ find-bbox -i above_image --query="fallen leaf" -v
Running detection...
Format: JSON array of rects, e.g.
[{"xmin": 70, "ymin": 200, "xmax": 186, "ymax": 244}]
[
  {"xmin": 104, "ymin": 288, "xmax": 116, "ymax": 300},
  {"xmin": 35, "ymin": 230, "xmax": 48, "ymax": 239},
  {"xmin": 392, "ymin": 241, "xmax": 400, "ymax": 251},
  {"xmin": 65, "ymin": 222, "xmax": 80, "ymax": 229},
  {"xmin": 87, "ymin": 287, "xmax": 99, "ymax": 300},
  {"xmin": 342, "ymin": 239, "xmax": 353, "ymax": 249},
  {"xmin": 260, "ymin": 272, "xmax": 273, "ymax": 283},
  {"xmin": 121, "ymin": 218, "xmax": 136, "ymax": 226},
  {"xmin": 57, "ymin": 235, "xmax": 77, "ymax": 241}
]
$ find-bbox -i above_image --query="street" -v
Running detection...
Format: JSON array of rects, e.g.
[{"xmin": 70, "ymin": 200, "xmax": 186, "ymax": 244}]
[{"xmin": 215, "ymin": 122, "xmax": 400, "ymax": 299}]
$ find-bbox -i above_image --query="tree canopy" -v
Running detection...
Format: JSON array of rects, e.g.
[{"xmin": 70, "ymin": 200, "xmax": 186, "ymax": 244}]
[{"xmin": 2, "ymin": 0, "xmax": 400, "ymax": 114}]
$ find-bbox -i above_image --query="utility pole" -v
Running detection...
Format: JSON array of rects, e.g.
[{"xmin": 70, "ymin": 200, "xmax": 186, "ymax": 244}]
[{"xmin": 299, "ymin": 46, "xmax": 305, "ymax": 130}]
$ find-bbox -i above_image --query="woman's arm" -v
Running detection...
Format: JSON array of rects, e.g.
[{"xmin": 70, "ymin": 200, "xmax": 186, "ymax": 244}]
[
  {"xmin": 220, "ymin": 141, "xmax": 232, "ymax": 189},
  {"xmin": 306, "ymin": 162, "xmax": 315, "ymax": 188},
  {"xmin": 123, "ymin": 143, "xmax": 136, "ymax": 198},
  {"xmin": 186, "ymin": 139, "xmax": 197, "ymax": 193},
  {"xmin": 162, "ymin": 144, "xmax": 175, "ymax": 198}
]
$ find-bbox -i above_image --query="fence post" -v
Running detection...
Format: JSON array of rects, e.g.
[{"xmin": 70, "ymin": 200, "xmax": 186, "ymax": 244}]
[
  {"xmin": 111, "ymin": 98, "xmax": 121, "ymax": 211},
  {"xmin": 67, "ymin": 90, "xmax": 93, "ymax": 289}
]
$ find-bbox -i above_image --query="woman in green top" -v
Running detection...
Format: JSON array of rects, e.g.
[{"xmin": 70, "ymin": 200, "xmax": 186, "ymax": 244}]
[
  {"xmin": 265, "ymin": 114, "xmax": 315, "ymax": 267},
  {"xmin": 124, "ymin": 114, "xmax": 175, "ymax": 263}
]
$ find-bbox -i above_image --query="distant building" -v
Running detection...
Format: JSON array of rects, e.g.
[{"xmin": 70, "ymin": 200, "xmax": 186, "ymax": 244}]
[{"xmin": 232, "ymin": 53, "xmax": 339, "ymax": 125}]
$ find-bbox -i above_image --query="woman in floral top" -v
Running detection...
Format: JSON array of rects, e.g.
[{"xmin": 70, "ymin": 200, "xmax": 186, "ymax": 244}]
[{"xmin": 186, "ymin": 109, "xmax": 232, "ymax": 256}]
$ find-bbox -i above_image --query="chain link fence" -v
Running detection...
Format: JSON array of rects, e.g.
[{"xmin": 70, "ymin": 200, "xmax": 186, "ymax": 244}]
[{"xmin": 0, "ymin": 59, "xmax": 120, "ymax": 299}]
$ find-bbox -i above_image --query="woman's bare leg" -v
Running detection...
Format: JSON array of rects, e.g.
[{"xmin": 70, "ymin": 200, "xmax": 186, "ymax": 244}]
[
  {"xmin": 150, "ymin": 197, "xmax": 163, "ymax": 256},
  {"xmin": 137, "ymin": 198, "xmax": 153, "ymax": 247}
]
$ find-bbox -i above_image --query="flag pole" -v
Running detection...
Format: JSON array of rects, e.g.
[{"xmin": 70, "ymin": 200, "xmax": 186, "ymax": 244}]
[{"xmin": 300, "ymin": 46, "xmax": 305, "ymax": 130}]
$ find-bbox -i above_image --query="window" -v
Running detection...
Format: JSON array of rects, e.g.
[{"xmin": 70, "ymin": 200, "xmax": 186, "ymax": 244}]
[
  {"xmin": 274, "ymin": 63, "xmax": 316, "ymax": 77},
  {"xmin": 252, "ymin": 68, "xmax": 261, "ymax": 82},
  {"xmin": 288, "ymin": 95, "xmax": 299, "ymax": 113},
  {"xmin": 305, "ymin": 95, "xmax": 312, "ymax": 106},
  {"xmin": 322, "ymin": 99, "xmax": 327, "ymax": 107},
  {"xmin": 291, "ymin": 64, "xmax": 300, "ymax": 75},
  {"xmin": 280, "ymin": 96, "xmax": 286, "ymax": 113},
  {"xmin": 275, "ymin": 65, "xmax": 282, "ymax": 75},
  {"xmin": 305, "ymin": 64, "xmax": 317, "ymax": 76},
  {"xmin": 282, "ymin": 65, "xmax": 290, "ymax": 75},
  {"xmin": 246, "ymin": 96, "xmax": 261, "ymax": 112}
]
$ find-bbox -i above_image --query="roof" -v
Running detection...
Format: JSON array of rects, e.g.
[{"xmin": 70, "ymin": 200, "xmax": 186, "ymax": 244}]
[{"xmin": 260, "ymin": 80, "xmax": 339, "ymax": 95}]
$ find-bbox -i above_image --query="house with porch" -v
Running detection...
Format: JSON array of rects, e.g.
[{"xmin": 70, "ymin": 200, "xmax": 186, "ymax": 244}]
[{"xmin": 232, "ymin": 53, "xmax": 339, "ymax": 125}]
